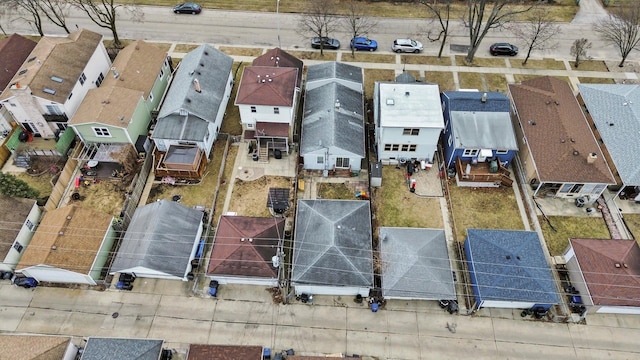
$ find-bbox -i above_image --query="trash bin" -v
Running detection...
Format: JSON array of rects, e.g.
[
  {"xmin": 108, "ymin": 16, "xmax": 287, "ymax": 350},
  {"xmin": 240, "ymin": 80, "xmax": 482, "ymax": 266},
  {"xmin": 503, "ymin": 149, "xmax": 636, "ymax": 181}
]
[
  {"xmin": 575, "ymin": 197, "xmax": 586, "ymax": 208},
  {"xmin": 274, "ymin": 149, "xmax": 282, "ymax": 159},
  {"xmin": 371, "ymin": 302, "xmax": 379, "ymax": 312}
]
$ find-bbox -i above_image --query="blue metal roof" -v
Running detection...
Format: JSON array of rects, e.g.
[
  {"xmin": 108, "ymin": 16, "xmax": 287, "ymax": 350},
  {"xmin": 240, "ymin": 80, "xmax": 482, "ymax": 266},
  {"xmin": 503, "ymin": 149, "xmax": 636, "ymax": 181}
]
[{"xmin": 465, "ymin": 229, "xmax": 559, "ymax": 305}]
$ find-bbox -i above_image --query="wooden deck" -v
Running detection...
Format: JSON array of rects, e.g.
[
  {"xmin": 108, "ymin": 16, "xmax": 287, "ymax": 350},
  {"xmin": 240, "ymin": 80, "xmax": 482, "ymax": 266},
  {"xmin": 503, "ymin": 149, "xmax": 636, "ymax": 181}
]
[
  {"xmin": 153, "ymin": 149, "xmax": 207, "ymax": 180},
  {"xmin": 455, "ymin": 157, "xmax": 512, "ymax": 187}
]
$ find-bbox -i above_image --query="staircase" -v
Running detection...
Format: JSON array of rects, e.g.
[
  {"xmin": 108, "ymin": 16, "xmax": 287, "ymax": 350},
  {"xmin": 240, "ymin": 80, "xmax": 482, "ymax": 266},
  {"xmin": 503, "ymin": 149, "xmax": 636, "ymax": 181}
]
[
  {"xmin": 14, "ymin": 154, "xmax": 30, "ymax": 168},
  {"xmin": 500, "ymin": 174, "xmax": 513, "ymax": 187},
  {"xmin": 258, "ymin": 146, "xmax": 269, "ymax": 163}
]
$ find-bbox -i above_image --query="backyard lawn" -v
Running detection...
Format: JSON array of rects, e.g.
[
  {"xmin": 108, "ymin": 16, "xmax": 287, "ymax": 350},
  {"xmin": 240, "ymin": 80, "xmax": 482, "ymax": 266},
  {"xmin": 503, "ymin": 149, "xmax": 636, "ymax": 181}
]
[
  {"xmin": 448, "ymin": 185, "xmax": 524, "ymax": 242},
  {"xmin": 373, "ymin": 166, "xmax": 443, "ymax": 229},
  {"xmin": 623, "ymin": 213, "xmax": 640, "ymax": 240},
  {"xmin": 317, "ymin": 182, "xmax": 358, "ymax": 200},
  {"xmin": 227, "ymin": 176, "xmax": 293, "ymax": 217},
  {"xmin": 539, "ymin": 216, "xmax": 611, "ymax": 256}
]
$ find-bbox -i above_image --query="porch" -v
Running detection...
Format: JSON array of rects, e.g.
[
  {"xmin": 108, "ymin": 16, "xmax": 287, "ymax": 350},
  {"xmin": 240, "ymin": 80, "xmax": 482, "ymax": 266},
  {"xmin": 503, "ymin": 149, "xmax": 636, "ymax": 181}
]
[
  {"xmin": 153, "ymin": 145, "xmax": 207, "ymax": 181},
  {"xmin": 455, "ymin": 157, "xmax": 512, "ymax": 188}
]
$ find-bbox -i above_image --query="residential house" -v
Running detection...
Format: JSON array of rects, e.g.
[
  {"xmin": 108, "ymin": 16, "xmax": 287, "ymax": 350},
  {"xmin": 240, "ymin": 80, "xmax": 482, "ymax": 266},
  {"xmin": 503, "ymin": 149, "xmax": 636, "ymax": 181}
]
[
  {"xmin": 235, "ymin": 49, "xmax": 302, "ymax": 160},
  {"xmin": 292, "ymin": 200, "xmax": 373, "ymax": 296},
  {"xmin": 0, "ymin": 195, "xmax": 41, "ymax": 272},
  {"xmin": 187, "ymin": 344, "xmax": 263, "ymax": 360},
  {"xmin": 564, "ymin": 238, "xmax": 640, "ymax": 315},
  {"xmin": 379, "ymin": 227, "xmax": 456, "ymax": 301},
  {"xmin": 0, "ymin": 335, "xmax": 78, "ymax": 359},
  {"xmin": 153, "ymin": 44, "xmax": 233, "ymax": 179},
  {"xmin": 441, "ymin": 91, "xmax": 518, "ymax": 188},
  {"xmin": 578, "ymin": 84, "xmax": 640, "ymax": 200},
  {"xmin": 0, "ymin": 29, "xmax": 111, "ymax": 140},
  {"xmin": 300, "ymin": 81, "xmax": 365, "ymax": 173},
  {"xmin": 80, "ymin": 338, "xmax": 164, "ymax": 360},
  {"xmin": 306, "ymin": 62, "xmax": 362, "ymax": 92},
  {"xmin": 509, "ymin": 77, "xmax": 615, "ymax": 201},
  {"xmin": 465, "ymin": 229, "xmax": 559, "ymax": 310},
  {"xmin": 207, "ymin": 215, "xmax": 285, "ymax": 286},
  {"xmin": 0, "ymin": 34, "xmax": 37, "ymax": 133},
  {"xmin": 374, "ymin": 81, "xmax": 444, "ymax": 164},
  {"xmin": 15, "ymin": 205, "xmax": 116, "ymax": 285},
  {"xmin": 110, "ymin": 200, "xmax": 203, "ymax": 281},
  {"xmin": 69, "ymin": 40, "xmax": 171, "ymax": 162}
]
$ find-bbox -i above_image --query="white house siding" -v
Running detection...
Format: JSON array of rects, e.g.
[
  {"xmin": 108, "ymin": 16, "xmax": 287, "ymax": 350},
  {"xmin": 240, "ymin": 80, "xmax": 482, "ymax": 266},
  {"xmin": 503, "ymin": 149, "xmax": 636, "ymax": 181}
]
[
  {"xmin": 20, "ymin": 265, "xmax": 96, "ymax": 285},
  {"xmin": 480, "ymin": 300, "xmax": 536, "ymax": 309},
  {"xmin": 208, "ymin": 276, "xmax": 278, "ymax": 287},
  {"xmin": 0, "ymin": 203, "xmax": 41, "ymax": 272},
  {"xmin": 303, "ymin": 147, "xmax": 362, "ymax": 171},
  {"xmin": 377, "ymin": 126, "xmax": 441, "ymax": 163},
  {"xmin": 293, "ymin": 284, "xmax": 370, "ymax": 297},
  {"xmin": 239, "ymin": 105, "xmax": 293, "ymax": 126},
  {"xmin": 594, "ymin": 306, "xmax": 640, "ymax": 314}
]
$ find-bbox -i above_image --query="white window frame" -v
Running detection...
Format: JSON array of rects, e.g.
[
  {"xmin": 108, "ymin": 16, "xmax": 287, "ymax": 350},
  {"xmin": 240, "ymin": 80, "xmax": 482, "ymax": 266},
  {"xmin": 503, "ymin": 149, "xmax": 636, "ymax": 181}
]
[
  {"xmin": 93, "ymin": 127, "xmax": 111, "ymax": 137},
  {"xmin": 274, "ymin": 107, "xmax": 280, "ymax": 114},
  {"xmin": 251, "ymin": 106, "xmax": 257, "ymax": 113},
  {"xmin": 316, "ymin": 156, "xmax": 324, "ymax": 164},
  {"xmin": 496, "ymin": 149, "xmax": 509, "ymax": 155},
  {"xmin": 463, "ymin": 149, "xmax": 479, "ymax": 157},
  {"xmin": 25, "ymin": 219, "xmax": 34, "ymax": 231},
  {"xmin": 79, "ymin": 72, "xmax": 87, "ymax": 85},
  {"xmin": 336, "ymin": 157, "xmax": 350, "ymax": 168}
]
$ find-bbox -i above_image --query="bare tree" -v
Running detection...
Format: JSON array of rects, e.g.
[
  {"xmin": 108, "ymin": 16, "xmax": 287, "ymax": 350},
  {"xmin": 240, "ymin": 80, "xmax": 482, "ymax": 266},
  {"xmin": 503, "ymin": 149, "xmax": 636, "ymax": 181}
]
[
  {"xmin": 38, "ymin": 0, "xmax": 72, "ymax": 34},
  {"xmin": 464, "ymin": 0, "xmax": 532, "ymax": 64},
  {"xmin": 69, "ymin": 0, "xmax": 141, "ymax": 48},
  {"xmin": 298, "ymin": 0, "xmax": 339, "ymax": 56},
  {"xmin": 594, "ymin": 4, "xmax": 640, "ymax": 68},
  {"xmin": 343, "ymin": 0, "xmax": 377, "ymax": 57},
  {"xmin": 570, "ymin": 38, "xmax": 592, "ymax": 68},
  {"xmin": 11, "ymin": 0, "xmax": 45, "ymax": 36},
  {"xmin": 420, "ymin": 0, "xmax": 452, "ymax": 58},
  {"xmin": 507, "ymin": 6, "xmax": 560, "ymax": 66}
]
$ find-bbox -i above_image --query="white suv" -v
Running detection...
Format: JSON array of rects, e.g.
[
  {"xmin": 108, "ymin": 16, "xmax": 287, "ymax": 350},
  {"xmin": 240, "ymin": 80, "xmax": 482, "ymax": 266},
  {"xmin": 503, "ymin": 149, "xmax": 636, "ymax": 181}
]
[{"xmin": 392, "ymin": 39, "xmax": 423, "ymax": 53}]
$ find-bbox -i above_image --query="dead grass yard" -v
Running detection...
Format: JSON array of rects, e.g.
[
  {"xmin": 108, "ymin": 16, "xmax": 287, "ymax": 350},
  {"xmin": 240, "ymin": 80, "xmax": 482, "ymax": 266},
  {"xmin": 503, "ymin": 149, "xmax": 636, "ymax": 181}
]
[
  {"xmin": 13, "ymin": 172, "xmax": 54, "ymax": 200},
  {"xmin": 401, "ymin": 55, "xmax": 450, "ymax": 66},
  {"xmin": 448, "ymin": 185, "xmax": 524, "ymax": 242},
  {"xmin": 363, "ymin": 69, "xmax": 395, "ymax": 100},
  {"xmin": 458, "ymin": 72, "xmax": 484, "ymax": 90},
  {"xmin": 151, "ymin": 43, "xmax": 172, "ymax": 52},
  {"xmin": 286, "ymin": 51, "xmax": 337, "ymax": 61},
  {"xmin": 510, "ymin": 58, "xmax": 566, "ymax": 70},
  {"xmin": 213, "ymin": 143, "xmax": 239, "ymax": 225},
  {"xmin": 220, "ymin": 62, "xmax": 247, "ymax": 135},
  {"xmin": 72, "ymin": 180, "xmax": 127, "ymax": 217},
  {"xmin": 539, "ymin": 215, "xmax": 611, "ymax": 256},
  {"xmin": 174, "ymin": 43, "xmax": 200, "ymax": 53},
  {"xmin": 227, "ymin": 176, "xmax": 293, "ymax": 217},
  {"xmin": 219, "ymin": 46, "xmax": 264, "ymax": 57},
  {"xmin": 485, "ymin": 73, "xmax": 508, "ymax": 93},
  {"xmin": 373, "ymin": 166, "xmax": 443, "ymax": 229},
  {"xmin": 317, "ymin": 182, "xmax": 358, "ymax": 200},
  {"xmin": 569, "ymin": 60, "xmax": 609, "ymax": 72},
  {"xmin": 343, "ymin": 53, "xmax": 396, "ymax": 64},
  {"xmin": 513, "ymin": 74, "xmax": 571, "ymax": 85},
  {"xmin": 578, "ymin": 77, "xmax": 615, "ymax": 84},
  {"xmin": 425, "ymin": 72, "xmax": 455, "ymax": 91},
  {"xmin": 623, "ymin": 214, "xmax": 640, "ymax": 240},
  {"xmin": 456, "ymin": 56, "xmax": 506, "ymax": 68}
]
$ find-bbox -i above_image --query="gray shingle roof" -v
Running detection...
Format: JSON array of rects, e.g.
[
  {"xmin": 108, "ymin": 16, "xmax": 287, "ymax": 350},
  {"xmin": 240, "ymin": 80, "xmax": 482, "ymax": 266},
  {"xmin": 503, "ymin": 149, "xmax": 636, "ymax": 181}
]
[
  {"xmin": 111, "ymin": 200, "xmax": 203, "ymax": 279},
  {"xmin": 292, "ymin": 200, "xmax": 373, "ymax": 288},
  {"xmin": 154, "ymin": 44, "xmax": 232, "ymax": 140},
  {"xmin": 465, "ymin": 229, "xmax": 559, "ymax": 305},
  {"xmin": 300, "ymin": 82, "xmax": 365, "ymax": 157},
  {"xmin": 81, "ymin": 338, "xmax": 163, "ymax": 360},
  {"xmin": 380, "ymin": 227, "xmax": 455, "ymax": 300},
  {"xmin": 578, "ymin": 84, "xmax": 640, "ymax": 186},
  {"xmin": 306, "ymin": 62, "xmax": 362, "ymax": 84}
]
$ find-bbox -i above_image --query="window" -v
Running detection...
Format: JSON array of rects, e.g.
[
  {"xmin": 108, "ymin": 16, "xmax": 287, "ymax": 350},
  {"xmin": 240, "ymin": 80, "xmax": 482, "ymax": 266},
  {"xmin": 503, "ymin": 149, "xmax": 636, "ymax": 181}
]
[
  {"xmin": 274, "ymin": 107, "xmax": 280, "ymax": 114},
  {"xmin": 251, "ymin": 106, "xmax": 257, "ymax": 113},
  {"xmin": 46, "ymin": 105, "xmax": 63, "ymax": 115},
  {"xmin": 13, "ymin": 242, "xmax": 24, "ymax": 253},
  {"xmin": 336, "ymin": 157, "xmax": 350, "ymax": 168},
  {"xmin": 401, "ymin": 144, "xmax": 409, "ymax": 151},
  {"xmin": 409, "ymin": 145, "xmax": 417, "ymax": 152},
  {"xmin": 496, "ymin": 149, "xmax": 508, "ymax": 155},
  {"xmin": 68, "ymin": 92, "xmax": 73, "ymax": 100},
  {"xmin": 569, "ymin": 184, "xmax": 584, "ymax": 193},
  {"xmin": 56, "ymin": 123, "xmax": 67, "ymax": 131},
  {"xmin": 463, "ymin": 149, "xmax": 479, "ymax": 157},
  {"xmin": 78, "ymin": 72, "xmax": 87, "ymax": 85},
  {"xmin": 317, "ymin": 156, "xmax": 324, "ymax": 164},
  {"xmin": 25, "ymin": 219, "xmax": 34, "ymax": 231},
  {"xmin": 247, "ymin": 123, "xmax": 254, "ymax": 128},
  {"xmin": 403, "ymin": 128, "xmax": 419, "ymax": 136},
  {"xmin": 159, "ymin": 68, "xmax": 164, "ymax": 79},
  {"xmin": 391, "ymin": 144, "xmax": 399, "ymax": 151},
  {"xmin": 96, "ymin": 73, "xmax": 104, "ymax": 87},
  {"xmin": 93, "ymin": 127, "xmax": 111, "ymax": 137}
]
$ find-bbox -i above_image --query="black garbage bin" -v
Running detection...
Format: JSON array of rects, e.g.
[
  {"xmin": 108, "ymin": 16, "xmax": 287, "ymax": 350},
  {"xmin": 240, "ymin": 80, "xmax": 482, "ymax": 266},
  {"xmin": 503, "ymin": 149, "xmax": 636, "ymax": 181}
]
[{"xmin": 274, "ymin": 149, "xmax": 282, "ymax": 159}]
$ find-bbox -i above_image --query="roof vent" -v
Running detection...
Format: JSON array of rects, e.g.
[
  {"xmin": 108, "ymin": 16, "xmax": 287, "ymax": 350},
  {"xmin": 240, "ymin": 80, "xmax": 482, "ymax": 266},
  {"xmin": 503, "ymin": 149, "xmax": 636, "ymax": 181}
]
[
  {"xmin": 111, "ymin": 67, "xmax": 119, "ymax": 79},
  {"xmin": 248, "ymin": 238, "xmax": 253, "ymax": 243},
  {"xmin": 554, "ymin": 101, "xmax": 560, "ymax": 105},
  {"xmin": 27, "ymin": 56, "xmax": 36, "ymax": 62},
  {"xmin": 179, "ymin": 109, "xmax": 188, "ymax": 116},
  {"xmin": 240, "ymin": 237, "xmax": 245, "ymax": 242},
  {"xmin": 528, "ymin": 120, "xmax": 536, "ymax": 125},
  {"xmin": 204, "ymin": 51, "xmax": 209, "ymax": 56},
  {"xmin": 58, "ymin": 231, "xmax": 64, "ymax": 236},
  {"xmin": 51, "ymin": 245, "xmax": 57, "ymax": 250},
  {"xmin": 573, "ymin": 150, "xmax": 579, "ymax": 156},
  {"xmin": 43, "ymin": 88, "xmax": 56, "ymax": 95},
  {"xmin": 386, "ymin": 98, "xmax": 394, "ymax": 106},
  {"xmin": 587, "ymin": 152, "xmax": 597, "ymax": 164},
  {"xmin": 506, "ymin": 255, "xmax": 511, "ymax": 260},
  {"xmin": 67, "ymin": 216, "xmax": 72, "ymax": 220},
  {"xmin": 570, "ymin": 138, "xmax": 575, "ymax": 143},
  {"xmin": 481, "ymin": 92, "xmax": 487, "ymax": 103},
  {"xmin": 50, "ymin": 76, "xmax": 63, "ymax": 83},
  {"xmin": 405, "ymin": 91, "xmax": 410, "ymax": 97},
  {"xmin": 193, "ymin": 78, "xmax": 201, "ymax": 93},
  {"xmin": 335, "ymin": 99, "xmax": 340, "ymax": 109},
  {"xmin": 546, "ymin": 101, "xmax": 551, "ymax": 105},
  {"xmin": 615, "ymin": 263, "xmax": 621, "ymax": 268},
  {"xmin": 623, "ymin": 263, "xmax": 628, "ymax": 268},
  {"xmin": 18, "ymin": 69, "xmax": 27, "ymax": 75}
]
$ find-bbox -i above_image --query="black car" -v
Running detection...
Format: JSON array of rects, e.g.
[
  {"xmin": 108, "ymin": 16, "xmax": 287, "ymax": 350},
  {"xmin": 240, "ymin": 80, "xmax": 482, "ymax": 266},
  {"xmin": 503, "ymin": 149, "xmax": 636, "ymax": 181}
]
[
  {"xmin": 490, "ymin": 43, "xmax": 518, "ymax": 56},
  {"xmin": 311, "ymin": 37, "xmax": 340, "ymax": 50},
  {"xmin": 173, "ymin": 2, "xmax": 202, "ymax": 14},
  {"xmin": 13, "ymin": 276, "xmax": 38, "ymax": 288}
]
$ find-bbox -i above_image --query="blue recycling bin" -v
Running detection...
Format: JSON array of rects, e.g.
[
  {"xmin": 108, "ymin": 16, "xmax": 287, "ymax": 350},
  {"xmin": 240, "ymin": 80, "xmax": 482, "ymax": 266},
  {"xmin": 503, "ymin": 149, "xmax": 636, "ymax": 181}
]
[{"xmin": 371, "ymin": 302, "xmax": 379, "ymax": 312}]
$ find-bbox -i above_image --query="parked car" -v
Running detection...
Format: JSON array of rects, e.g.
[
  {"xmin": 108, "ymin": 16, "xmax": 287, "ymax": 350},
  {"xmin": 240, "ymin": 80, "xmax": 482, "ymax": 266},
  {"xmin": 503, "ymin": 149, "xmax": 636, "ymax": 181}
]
[
  {"xmin": 489, "ymin": 43, "xmax": 518, "ymax": 56},
  {"xmin": 350, "ymin": 37, "xmax": 378, "ymax": 52},
  {"xmin": 392, "ymin": 38, "xmax": 423, "ymax": 53},
  {"xmin": 13, "ymin": 276, "xmax": 38, "ymax": 288},
  {"xmin": 173, "ymin": 2, "xmax": 202, "ymax": 14},
  {"xmin": 311, "ymin": 37, "xmax": 341, "ymax": 50}
]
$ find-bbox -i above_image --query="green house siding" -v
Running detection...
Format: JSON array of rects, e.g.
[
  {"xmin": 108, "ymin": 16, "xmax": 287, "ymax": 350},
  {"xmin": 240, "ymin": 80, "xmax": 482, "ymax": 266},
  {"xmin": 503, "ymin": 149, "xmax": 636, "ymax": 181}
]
[
  {"xmin": 90, "ymin": 222, "xmax": 117, "ymax": 281},
  {"xmin": 128, "ymin": 98, "xmax": 152, "ymax": 141},
  {"xmin": 149, "ymin": 62, "xmax": 171, "ymax": 111},
  {"xmin": 73, "ymin": 123, "xmax": 130, "ymax": 144}
]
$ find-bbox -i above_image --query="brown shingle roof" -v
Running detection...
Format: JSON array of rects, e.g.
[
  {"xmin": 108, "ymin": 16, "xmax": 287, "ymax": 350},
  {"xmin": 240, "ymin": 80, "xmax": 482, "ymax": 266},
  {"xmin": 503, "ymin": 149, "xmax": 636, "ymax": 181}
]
[
  {"xmin": 0, "ymin": 334, "xmax": 71, "ymax": 360},
  {"xmin": 70, "ymin": 40, "xmax": 167, "ymax": 128},
  {"xmin": 0, "ymin": 195, "xmax": 36, "ymax": 260},
  {"xmin": 508, "ymin": 77, "xmax": 615, "ymax": 184},
  {"xmin": 235, "ymin": 66, "xmax": 298, "ymax": 106},
  {"xmin": 1, "ymin": 29, "xmax": 103, "ymax": 103},
  {"xmin": 16, "ymin": 205, "xmax": 112, "ymax": 274},
  {"xmin": 570, "ymin": 238, "xmax": 640, "ymax": 307},
  {"xmin": 187, "ymin": 344, "xmax": 263, "ymax": 360},
  {"xmin": 0, "ymin": 34, "xmax": 37, "ymax": 94},
  {"xmin": 207, "ymin": 216, "xmax": 284, "ymax": 278},
  {"xmin": 252, "ymin": 48, "xmax": 303, "ymax": 87}
]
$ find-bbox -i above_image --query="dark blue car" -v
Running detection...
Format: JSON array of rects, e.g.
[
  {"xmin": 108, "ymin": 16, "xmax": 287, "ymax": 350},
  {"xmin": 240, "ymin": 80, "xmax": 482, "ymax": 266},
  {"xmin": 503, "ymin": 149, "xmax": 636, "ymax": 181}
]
[
  {"xmin": 350, "ymin": 37, "xmax": 378, "ymax": 52},
  {"xmin": 13, "ymin": 276, "xmax": 37, "ymax": 288}
]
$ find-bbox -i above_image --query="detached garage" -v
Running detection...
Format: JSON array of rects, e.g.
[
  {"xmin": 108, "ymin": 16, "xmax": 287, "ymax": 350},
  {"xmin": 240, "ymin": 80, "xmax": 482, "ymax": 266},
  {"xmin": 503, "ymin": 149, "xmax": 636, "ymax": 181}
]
[
  {"xmin": 465, "ymin": 229, "xmax": 559, "ymax": 310},
  {"xmin": 16, "ymin": 205, "xmax": 116, "ymax": 285}
]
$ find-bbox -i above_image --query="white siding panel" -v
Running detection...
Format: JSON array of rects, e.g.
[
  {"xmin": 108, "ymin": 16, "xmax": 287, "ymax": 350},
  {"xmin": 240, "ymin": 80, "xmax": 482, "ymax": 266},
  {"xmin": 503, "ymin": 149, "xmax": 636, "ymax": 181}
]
[
  {"xmin": 480, "ymin": 300, "xmax": 535, "ymax": 309},
  {"xmin": 20, "ymin": 266, "xmax": 95, "ymax": 285},
  {"xmin": 595, "ymin": 306, "xmax": 640, "ymax": 315},
  {"xmin": 294, "ymin": 285, "xmax": 369, "ymax": 297}
]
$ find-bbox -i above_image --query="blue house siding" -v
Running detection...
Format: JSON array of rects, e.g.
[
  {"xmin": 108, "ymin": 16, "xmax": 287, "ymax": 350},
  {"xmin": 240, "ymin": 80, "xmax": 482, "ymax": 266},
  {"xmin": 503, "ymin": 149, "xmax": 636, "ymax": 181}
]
[
  {"xmin": 441, "ymin": 91, "xmax": 518, "ymax": 169},
  {"xmin": 464, "ymin": 239, "xmax": 483, "ymax": 309}
]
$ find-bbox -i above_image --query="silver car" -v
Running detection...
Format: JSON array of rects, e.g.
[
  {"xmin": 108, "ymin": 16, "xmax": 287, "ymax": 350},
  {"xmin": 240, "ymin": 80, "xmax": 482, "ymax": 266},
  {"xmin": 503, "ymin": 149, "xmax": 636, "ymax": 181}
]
[{"xmin": 392, "ymin": 39, "xmax": 423, "ymax": 53}]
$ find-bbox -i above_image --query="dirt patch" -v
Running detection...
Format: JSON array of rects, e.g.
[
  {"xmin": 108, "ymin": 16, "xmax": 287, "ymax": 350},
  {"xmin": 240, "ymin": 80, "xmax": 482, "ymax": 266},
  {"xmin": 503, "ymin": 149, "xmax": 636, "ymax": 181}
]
[{"xmin": 227, "ymin": 176, "xmax": 294, "ymax": 217}]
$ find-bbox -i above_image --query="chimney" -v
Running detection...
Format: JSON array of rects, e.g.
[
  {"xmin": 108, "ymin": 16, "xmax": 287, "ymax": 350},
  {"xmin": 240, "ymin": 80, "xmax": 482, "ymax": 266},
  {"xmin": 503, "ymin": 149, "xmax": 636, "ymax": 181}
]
[
  {"xmin": 587, "ymin": 152, "xmax": 597, "ymax": 164},
  {"xmin": 335, "ymin": 99, "xmax": 340, "ymax": 109},
  {"xmin": 481, "ymin": 92, "xmax": 487, "ymax": 103},
  {"xmin": 193, "ymin": 78, "xmax": 201, "ymax": 93}
]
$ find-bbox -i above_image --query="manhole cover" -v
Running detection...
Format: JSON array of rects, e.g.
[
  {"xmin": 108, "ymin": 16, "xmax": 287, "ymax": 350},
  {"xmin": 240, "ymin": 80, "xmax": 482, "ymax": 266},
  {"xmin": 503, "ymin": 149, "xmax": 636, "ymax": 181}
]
[{"xmin": 112, "ymin": 312, "xmax": 119, "ymax": 318}]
